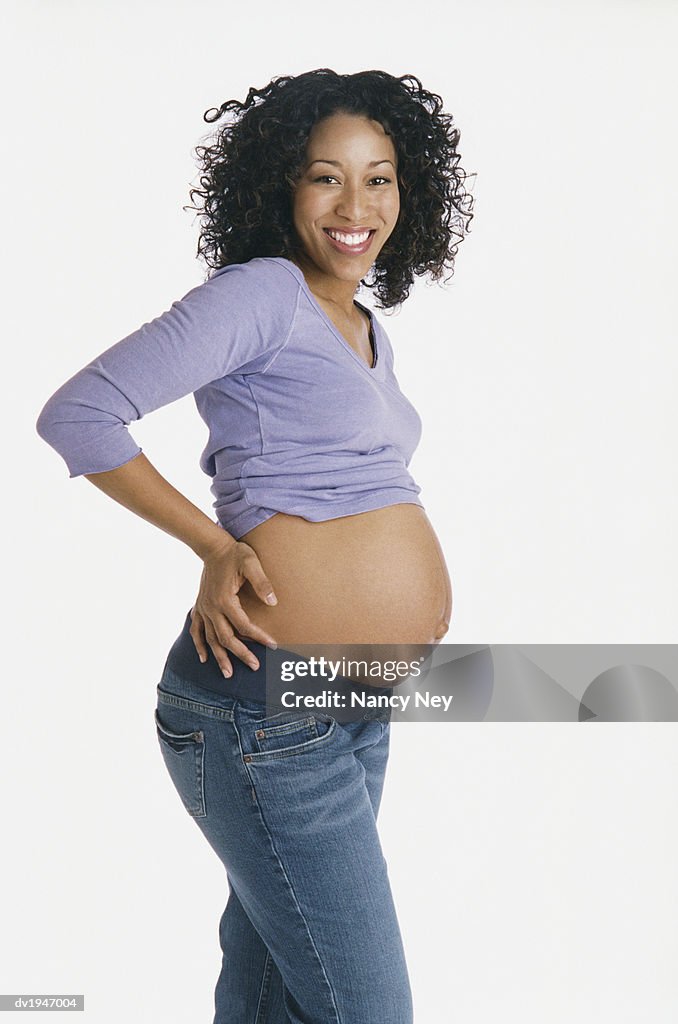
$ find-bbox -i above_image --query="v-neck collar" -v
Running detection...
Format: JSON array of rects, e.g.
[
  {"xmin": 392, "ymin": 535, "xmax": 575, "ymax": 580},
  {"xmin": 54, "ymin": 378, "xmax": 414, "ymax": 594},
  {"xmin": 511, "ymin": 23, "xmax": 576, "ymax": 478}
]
[{"xmin": 273, "ymin": 257, "xmax": 384, "ymax": 379}]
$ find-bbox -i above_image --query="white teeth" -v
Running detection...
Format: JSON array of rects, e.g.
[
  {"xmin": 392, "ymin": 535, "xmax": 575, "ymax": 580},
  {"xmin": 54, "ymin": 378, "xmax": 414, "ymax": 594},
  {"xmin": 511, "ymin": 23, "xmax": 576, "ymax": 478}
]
[{"xmin": 326, "ymin": 229, "xmax": 371, "ymax": 246}]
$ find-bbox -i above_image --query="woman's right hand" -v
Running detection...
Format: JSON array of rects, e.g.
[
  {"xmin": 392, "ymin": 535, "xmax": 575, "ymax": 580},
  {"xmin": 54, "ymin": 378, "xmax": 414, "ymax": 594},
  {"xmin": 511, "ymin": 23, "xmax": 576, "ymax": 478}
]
[{"xmin": 189, "ymin": 539, "xmax": 279, "ymax": 677}]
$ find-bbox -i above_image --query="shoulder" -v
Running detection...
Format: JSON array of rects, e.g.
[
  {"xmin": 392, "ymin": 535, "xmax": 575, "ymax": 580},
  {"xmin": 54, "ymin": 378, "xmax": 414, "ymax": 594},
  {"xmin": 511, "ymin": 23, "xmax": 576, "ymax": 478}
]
[
  {"xmin": 207, "ymin": 256, "xmax": 304, "ymax": 303},
  {"xmin": 187, "ymin": 258, "xmax": 303, "ymax": 342}
]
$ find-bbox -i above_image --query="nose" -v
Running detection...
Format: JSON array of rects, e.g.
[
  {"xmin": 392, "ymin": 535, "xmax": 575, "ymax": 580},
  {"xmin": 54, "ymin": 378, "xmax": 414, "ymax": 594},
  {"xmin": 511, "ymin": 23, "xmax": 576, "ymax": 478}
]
[{"xmin": 334, "ymin": 183, "xmax": 370, "ymax": 222}]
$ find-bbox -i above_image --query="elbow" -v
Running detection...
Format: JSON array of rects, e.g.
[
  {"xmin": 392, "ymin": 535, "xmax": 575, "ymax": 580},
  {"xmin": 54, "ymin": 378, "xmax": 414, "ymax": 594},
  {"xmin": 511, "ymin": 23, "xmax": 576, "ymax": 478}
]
[
  {"xmin": 35, "ymin": 395, "xmax": 82, "ymax": 476},
  {"xmin": 36, "ymin": 369, "xmax": 144, "ymax": 477},
  {"xmin": 36, "ymin": 396, "xmax": 142, "ymax": 478},
  {"xmin": 35, "ymin": 395, "xmax": 62, "ymax": 446},
  {"xmin": 35, "ymin": 392, "xmax": 79, "ymax": 450}
]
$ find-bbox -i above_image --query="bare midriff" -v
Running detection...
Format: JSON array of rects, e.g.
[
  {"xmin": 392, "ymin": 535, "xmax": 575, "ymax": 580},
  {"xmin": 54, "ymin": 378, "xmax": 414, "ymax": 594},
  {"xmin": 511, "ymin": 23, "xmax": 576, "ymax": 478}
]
[{"xmin": 236, "ymin": 504, "xmax": 452, "ymax": 678}]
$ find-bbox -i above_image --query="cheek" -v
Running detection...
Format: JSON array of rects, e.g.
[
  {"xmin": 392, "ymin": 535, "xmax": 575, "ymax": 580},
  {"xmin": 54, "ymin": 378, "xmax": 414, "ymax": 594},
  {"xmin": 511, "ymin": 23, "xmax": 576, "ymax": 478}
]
[
  {"xmin": 292, "ymin": 190, "xmax": 312, "ymax": 230},
  {"xmin": 384, "ymin": 195, "xmax": 400, "ymax": 231},
  {"xmin": 294, "ymin": 202, "xmax": 322, "ymax": 239},
  {"xmin": 291, "ymin": 202, "xmax": 304, "ymax": 232},
  {"xmin": 384, "ymin": 186, "xmax": 400, "ymax": 217}
]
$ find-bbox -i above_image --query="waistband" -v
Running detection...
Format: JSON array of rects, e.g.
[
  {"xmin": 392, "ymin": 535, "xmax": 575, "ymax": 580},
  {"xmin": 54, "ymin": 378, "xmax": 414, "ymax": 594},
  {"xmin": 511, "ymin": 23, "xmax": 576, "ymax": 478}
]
[{"xmin": 163, "ymin": 608, "xmax": 395, "ymax": 715}]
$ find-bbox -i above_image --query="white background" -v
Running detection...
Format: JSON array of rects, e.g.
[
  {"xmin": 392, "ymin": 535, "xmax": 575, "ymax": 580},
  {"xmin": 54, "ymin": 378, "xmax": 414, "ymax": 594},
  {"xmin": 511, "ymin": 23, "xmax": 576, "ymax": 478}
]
[{"xmin": 3, "ymin": 1, "xmax": 678, "ymax": 1021}]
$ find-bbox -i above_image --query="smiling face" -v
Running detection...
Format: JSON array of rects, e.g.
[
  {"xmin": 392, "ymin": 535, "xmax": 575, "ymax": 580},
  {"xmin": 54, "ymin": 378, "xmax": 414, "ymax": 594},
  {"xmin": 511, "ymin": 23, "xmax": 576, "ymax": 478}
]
[{"xmin": 291, "ymin": 112, "xmax": 400, "ymax": 291}]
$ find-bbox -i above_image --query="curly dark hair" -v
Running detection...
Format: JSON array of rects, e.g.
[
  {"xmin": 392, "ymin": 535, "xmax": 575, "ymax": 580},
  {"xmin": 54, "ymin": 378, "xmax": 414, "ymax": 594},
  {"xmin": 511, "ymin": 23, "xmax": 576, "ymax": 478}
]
[{"xmin": 185, "ymin": 68, "xmax": 475, "ymax": 309}]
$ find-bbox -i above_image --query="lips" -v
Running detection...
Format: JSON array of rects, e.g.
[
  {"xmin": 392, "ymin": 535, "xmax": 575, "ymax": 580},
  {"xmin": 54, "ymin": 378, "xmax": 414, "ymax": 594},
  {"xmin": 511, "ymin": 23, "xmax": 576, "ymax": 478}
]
[{"xmin": 323, "ymin": 227, "xmax": 376, "ymax": 256}]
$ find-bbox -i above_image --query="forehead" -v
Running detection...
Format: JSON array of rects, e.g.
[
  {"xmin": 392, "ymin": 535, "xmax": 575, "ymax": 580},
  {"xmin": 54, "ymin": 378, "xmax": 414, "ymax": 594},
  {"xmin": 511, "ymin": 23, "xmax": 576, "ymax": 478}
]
[{"xmin": 305, "ymin": 113, "xmax": 396, "ymax": 160}]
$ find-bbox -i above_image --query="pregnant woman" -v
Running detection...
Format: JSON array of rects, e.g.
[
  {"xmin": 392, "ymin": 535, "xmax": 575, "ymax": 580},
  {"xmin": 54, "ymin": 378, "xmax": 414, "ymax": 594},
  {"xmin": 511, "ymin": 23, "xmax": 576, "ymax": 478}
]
[{"xmin": 36, "ymin": 69, "xmax": 474, "ymax": 1024}]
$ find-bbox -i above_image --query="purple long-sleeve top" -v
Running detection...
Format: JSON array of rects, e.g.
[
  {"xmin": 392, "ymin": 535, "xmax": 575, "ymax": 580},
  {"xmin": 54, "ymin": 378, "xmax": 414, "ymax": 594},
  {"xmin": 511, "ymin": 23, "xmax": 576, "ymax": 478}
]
[{"xmin": 36, "ymin": 256, "xmax": 424, "ymax": 539}]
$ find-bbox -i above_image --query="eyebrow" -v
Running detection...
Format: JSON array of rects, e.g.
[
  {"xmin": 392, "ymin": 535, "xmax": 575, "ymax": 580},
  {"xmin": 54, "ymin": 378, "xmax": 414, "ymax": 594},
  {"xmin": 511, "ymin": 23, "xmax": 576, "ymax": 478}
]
[{"xmin": 307, "ymin": 159, "xmax": 396, "ymax": 169}]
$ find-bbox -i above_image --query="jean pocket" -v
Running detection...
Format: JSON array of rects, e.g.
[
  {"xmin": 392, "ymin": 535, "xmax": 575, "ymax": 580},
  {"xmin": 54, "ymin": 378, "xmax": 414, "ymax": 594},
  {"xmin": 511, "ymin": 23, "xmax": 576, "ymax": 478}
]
[
  {"xmin": 236, "ymin": 704, "xmax": 337, "ymax": 762},
  {"xmin": 154, "ymin": 708, "xmax": 206, "ymax": 818}
]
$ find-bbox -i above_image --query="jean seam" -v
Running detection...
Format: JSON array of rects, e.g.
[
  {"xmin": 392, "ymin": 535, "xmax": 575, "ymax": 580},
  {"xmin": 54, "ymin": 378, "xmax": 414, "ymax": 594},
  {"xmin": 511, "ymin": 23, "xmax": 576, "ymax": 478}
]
[
  {"xmin": 233, "ymin": 701, "xmax": 342, "ymax": 1023},
  {"xmin": 253, "ymin": 948, "xmax": 275, "ymax": 1024},
  {"xmin": 156, "ymin": 689, "xmax": 235, "ymax": 722}
]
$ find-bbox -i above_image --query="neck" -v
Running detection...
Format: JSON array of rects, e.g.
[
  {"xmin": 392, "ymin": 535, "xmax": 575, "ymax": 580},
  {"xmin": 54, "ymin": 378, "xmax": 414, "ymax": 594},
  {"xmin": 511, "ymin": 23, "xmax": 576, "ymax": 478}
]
[{"xmin": 291, "ymin": 254, "xmax": 361, "ymax": 315}]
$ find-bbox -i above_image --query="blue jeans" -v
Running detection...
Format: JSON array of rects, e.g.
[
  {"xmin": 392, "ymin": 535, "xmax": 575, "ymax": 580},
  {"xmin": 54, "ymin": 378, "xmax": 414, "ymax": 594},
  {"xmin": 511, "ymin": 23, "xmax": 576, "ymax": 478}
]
[{"xmin": 154, "ymin": 663, "xmax": 414, "ymax": 1024}]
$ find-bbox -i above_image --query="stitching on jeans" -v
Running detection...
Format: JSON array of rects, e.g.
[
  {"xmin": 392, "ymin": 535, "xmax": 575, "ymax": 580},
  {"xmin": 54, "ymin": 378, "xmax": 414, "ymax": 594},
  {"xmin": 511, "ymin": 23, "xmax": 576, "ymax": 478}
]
[
  {"xmin": 254, "ymin": 949, "xmax": 275, "ymax": 1024},
  {"xmin": 232, "ymin": 701, "xmax": 342, "ymax": 1023},
  {"xmin": 243, "ymin": 719, "xmax": 337, "ymax": 762},
  {"xmin": 156, "ymin": 690, "xmax": 235, "ymax": 722}
]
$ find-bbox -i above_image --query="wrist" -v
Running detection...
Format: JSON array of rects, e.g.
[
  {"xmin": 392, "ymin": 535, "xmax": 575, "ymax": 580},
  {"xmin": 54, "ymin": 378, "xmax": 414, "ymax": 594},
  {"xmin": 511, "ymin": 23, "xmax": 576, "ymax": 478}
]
[{"xmin": 191, "ymin": 524, "xmax": 238, "ymax": 561}]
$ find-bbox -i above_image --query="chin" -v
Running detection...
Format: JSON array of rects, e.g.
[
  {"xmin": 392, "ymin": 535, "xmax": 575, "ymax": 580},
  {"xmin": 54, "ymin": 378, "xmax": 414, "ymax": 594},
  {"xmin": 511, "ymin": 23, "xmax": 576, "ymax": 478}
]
[
  {"xmin": 328, "ymin": 254, "xmax": 374, "ymax": 278},
  {"xmin": 333, "ymin": 263, "xmax": 370, "ymax": 282}
]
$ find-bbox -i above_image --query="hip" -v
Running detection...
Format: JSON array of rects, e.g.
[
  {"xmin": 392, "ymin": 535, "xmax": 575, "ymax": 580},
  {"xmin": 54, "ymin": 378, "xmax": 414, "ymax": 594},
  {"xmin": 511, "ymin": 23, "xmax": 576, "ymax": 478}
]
[
  {"xmin": 154, "ymin": 662, "xmax": 392, "ymax": 817},
  {"xmin": 162, "ymin": 609, "xmax": 399, "ymax": 716}
]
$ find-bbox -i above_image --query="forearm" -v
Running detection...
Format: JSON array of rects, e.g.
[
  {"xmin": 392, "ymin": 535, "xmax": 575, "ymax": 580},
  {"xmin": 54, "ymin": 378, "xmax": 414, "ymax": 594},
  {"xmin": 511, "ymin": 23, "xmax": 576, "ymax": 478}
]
[{"xmin": 84, "ymin": 452, "xmax": 235, "ymax": 560}]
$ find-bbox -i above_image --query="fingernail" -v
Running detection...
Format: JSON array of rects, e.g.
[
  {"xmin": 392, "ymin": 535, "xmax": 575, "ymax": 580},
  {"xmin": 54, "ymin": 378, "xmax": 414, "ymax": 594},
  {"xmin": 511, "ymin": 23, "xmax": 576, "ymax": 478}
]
[
  {"xmin": 222, "ymin": 667, "xmax": 232, "ymax": 678},
  {"xmin": 199, "ymin": 654, "xmax": 207, "ymax": 664},
  {"xmin": 268, "ymin": 641, "xmax": 278, "ymax": 650},
  {"xmin": 249, "ymin": 661, "xmax": 259, "ymax": 671},
  {"xmin": 266, "ymin": 592, "xmax": 278, "ymax": 606}
]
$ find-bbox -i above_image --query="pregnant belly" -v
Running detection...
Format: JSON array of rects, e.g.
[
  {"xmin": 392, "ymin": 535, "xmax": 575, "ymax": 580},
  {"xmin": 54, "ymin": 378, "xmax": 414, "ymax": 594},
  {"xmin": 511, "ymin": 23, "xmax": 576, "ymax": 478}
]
[{"xmin": 237, "ymin": 505, "xmax": 453, "ymax": 662}]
